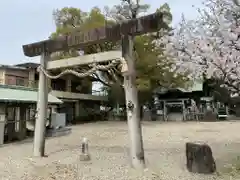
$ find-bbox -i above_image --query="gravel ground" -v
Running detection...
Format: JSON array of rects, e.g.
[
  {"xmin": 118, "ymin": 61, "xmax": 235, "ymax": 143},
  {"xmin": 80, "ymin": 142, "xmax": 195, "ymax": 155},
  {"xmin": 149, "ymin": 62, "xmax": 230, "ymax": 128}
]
[{"xmin": 0, "ymin": 121, "xmax": 240, "ymax": 180}]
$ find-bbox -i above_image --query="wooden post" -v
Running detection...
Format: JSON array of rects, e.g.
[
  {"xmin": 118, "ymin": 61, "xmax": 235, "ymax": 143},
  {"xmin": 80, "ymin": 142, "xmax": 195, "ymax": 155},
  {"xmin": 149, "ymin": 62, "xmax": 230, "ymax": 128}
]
[
  {"xmin": 182, "ymin": 100, "xmax": 186, "ymax": 121},
  {"xmin": 161, "ymin": 100, "xmax": 166, "ymax": 121},
  {"xmin": 122, "ymin": 35, "xmax": 145, "ymax": 169},
  {"xmin": 33, "ymin": 52, "xmax": 49, "ymax": 157},
  {"xmin": 66, "ymin": 76, "xmax": 72, "ymax": 92}
]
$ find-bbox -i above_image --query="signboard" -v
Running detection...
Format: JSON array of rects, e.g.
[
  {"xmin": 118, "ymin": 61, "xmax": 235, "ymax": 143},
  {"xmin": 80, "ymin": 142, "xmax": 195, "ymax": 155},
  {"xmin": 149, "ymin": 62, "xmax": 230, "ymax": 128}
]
[{"xmin": 22, "ymin": 13, "xmax": 165, "ymax": 57}]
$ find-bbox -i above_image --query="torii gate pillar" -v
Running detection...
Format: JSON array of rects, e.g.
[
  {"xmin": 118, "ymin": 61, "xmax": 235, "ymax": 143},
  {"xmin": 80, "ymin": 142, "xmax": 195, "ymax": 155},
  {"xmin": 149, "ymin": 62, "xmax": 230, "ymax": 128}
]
[{"xmin": 33, "ymin": 52, "xmax": 49, "ymax": 157}]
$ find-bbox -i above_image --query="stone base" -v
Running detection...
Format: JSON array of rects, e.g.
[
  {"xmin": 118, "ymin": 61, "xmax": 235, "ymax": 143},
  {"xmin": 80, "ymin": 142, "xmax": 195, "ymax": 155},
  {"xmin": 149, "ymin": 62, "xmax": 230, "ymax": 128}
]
[
  {"xmin": 80, "ymin": 154, "xmax": 91, "ymax": 161},
  {"xmin": 167, "ymin": 113, "xmax": 184, "ymax": 121},
  {"xmin": 203, "ymin": 111, "xmax": 217, "ymax": 122},
  {"xmin": 46, "ymin": 127, "xmax": 71, "ymax": 137}
]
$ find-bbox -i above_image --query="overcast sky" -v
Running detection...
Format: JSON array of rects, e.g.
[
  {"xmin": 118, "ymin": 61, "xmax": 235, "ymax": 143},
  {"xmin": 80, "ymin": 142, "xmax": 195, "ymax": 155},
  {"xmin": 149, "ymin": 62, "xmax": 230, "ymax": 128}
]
[{"xmin": 0, "ymin": 0, "xmax": 203, "ymax": 65}]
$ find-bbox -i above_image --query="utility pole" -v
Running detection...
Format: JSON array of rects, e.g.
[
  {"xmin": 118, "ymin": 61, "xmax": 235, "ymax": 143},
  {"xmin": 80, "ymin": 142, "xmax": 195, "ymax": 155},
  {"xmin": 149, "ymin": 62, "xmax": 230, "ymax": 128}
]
[
  {"xmin": 33, "ymin": 51, "xmax": 49, "ymax": 157},
  {"xmin": 122, "ymin": 35, "xmax": 145, "ymax": 169}
]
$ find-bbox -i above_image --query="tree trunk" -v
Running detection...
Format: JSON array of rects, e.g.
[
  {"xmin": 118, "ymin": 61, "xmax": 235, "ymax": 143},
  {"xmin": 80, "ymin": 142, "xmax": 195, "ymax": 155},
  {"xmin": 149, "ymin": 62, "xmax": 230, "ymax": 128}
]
[{"xmin": 122, "ymin": 35, "xmax": 145, "ymax": 169}]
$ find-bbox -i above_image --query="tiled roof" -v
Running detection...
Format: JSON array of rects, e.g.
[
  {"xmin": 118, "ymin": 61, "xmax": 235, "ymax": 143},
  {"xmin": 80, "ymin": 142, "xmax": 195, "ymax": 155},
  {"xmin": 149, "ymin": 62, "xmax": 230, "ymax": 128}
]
[
  {"xmin": 0, "ymin": 85, "xmax": 62, "ymax": 104},
  {"xmin": 14, "ymin": 62, "xmax": 40, "ymax": 69}
]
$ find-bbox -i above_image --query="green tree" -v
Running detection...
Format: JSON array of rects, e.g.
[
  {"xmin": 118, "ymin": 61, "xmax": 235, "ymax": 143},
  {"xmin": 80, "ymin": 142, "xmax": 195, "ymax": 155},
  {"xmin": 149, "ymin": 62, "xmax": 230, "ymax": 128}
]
[
  {"xmin": 105, "ymin": 1, "xmax": 190, "ymax": 106},
  {"xmin": 50, "ymin": 3, "xmax": 190, "ymax": 108},
  {"xmin": 51, "ymin": 7, "xmax": 119, "ymax": 86}
]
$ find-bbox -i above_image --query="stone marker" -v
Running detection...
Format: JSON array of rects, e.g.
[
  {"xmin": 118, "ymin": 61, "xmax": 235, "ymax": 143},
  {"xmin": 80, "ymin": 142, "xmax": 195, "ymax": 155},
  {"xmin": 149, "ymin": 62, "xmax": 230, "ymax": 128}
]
[
  {"xmin": 186, "ymin": 142, "xmax": 216, "ymax": 174},
  {"xmin": 80, "ymin": 137, "xmax": 91, "ymax": 161}
]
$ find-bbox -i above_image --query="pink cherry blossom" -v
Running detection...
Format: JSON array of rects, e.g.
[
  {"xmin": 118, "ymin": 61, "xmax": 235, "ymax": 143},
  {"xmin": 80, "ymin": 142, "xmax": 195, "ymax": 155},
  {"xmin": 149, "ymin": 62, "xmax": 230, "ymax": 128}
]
[{"xmin": 155, "ymin": 0, "xmax": 240, "ymax": 93}]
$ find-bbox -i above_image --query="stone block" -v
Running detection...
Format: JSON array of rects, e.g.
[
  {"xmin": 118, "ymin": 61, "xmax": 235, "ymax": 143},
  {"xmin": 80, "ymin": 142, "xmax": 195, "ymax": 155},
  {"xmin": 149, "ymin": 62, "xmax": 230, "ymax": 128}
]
[
  {"xmin": 186, "ymin": 142, "xmax": 216, "ymax": 174},
  {"xmin": 80, "ymin": 154, "xmax": 91, "ymax": 161}
]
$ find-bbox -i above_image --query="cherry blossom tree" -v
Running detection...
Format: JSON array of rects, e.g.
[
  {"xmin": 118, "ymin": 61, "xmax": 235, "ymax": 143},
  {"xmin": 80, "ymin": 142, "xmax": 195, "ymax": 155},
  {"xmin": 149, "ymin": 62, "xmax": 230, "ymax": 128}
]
[{"xmin": 156, "ymin": 0, "xmax": 240, "ymax": 94}]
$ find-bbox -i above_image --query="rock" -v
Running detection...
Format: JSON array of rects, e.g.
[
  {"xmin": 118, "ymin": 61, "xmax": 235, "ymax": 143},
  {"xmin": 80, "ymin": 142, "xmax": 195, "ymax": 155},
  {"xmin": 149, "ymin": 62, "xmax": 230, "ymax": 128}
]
[{"xmin": 186, "ymin": 142, "xmax": 216, "ymax": 174}]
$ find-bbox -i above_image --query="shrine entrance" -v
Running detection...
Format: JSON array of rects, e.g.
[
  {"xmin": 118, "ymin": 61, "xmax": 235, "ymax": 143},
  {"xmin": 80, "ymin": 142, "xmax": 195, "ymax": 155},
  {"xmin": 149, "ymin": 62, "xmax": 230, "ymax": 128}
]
[{"xmin": 22, "ymin": 11, "xmax": 167, "ymax": 168}]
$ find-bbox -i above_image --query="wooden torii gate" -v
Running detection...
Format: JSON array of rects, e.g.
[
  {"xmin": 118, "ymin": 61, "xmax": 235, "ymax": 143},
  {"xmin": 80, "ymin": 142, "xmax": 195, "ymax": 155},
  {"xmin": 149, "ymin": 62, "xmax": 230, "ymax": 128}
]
[{"xmin": 22, "ymin": 12, "xmax": 166, "ymax": 169}]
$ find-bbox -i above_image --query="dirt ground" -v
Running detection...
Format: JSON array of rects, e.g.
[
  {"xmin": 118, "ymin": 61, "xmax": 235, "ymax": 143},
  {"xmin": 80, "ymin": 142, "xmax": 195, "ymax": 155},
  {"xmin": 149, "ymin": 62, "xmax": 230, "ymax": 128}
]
[{"xmin": 0, "ymin": 121, "xmax": 240, "ymax": 180}]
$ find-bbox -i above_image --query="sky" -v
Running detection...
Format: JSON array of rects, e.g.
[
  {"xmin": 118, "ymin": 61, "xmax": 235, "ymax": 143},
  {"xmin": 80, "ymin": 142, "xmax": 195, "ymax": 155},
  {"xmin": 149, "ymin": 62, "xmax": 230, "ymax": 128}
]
[{"xmin": 0, "ymin": 0, "xmax": 203, "ymax": 65}]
